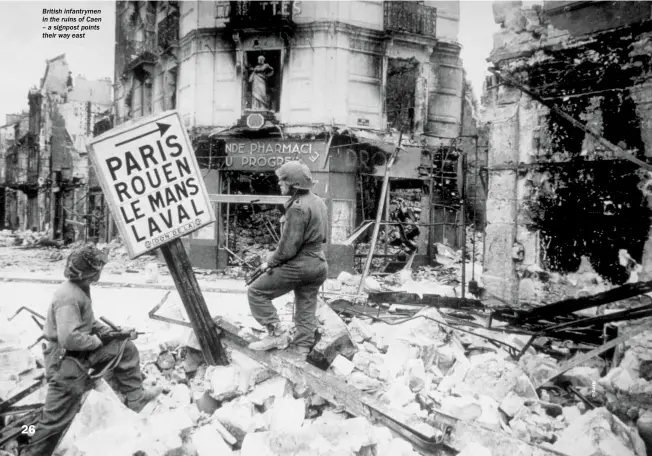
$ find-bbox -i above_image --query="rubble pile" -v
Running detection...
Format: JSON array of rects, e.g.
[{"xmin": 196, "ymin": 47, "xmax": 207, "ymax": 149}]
[
  {"xmin": 0, "ymin": 233, "xmax": 253, "ymax": 283},
  {"xmin": 0, "ymin": 233, "xmax": 162, "ymax": 277},
  {"xmin": 325, "ymin": 234, "xmax": 483, "ymax": 300},
  {"xmin": 355, "ymin": 191, "xmax": 424, "ymax": 271},
  {"xmin": 96, "ymin": 239, "xmax": 164, "ymax": 275},
  {"xmin": 0, "ymin": 309, "xmax": 47, "ymax": 455},
  {"xmin": 2, "ymin": 272, "xmax": 652, "ymax": 456},
  {"xmin": 0, "ymin": 229, "xmax": 65, "ymax": 268},
  {"xmin": 38, "ymin": 337, "xmax": 419, "ymax": 456},
  {"xmin": 599, "ymin": 324, "xmax": 652, "ymax": 438},
  {"xmin": 0, "ymin": 229, "xmax": 33, "ymax": 247},
  {"xmin": 2, "ymin": 213, "xmax": 651, "ymax": 456},
  {"xmin": 331, "ymin": 306, "xmax": 651, "ymax": 456},
  {"xmin": 30, "ymin": 297, "xmax": 649, "ymax": 456},
  {"xmin": 227, "ymin": 206, "xmax": 282, "ymax": 267}
]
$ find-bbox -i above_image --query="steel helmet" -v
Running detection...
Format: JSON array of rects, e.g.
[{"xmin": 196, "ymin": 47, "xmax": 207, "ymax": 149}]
[{"xmin": 275, "ymin": 160, "xmax": 314, "ymax": 190}]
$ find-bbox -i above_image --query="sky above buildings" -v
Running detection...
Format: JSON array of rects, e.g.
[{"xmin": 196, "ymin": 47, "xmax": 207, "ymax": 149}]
[
  {"xmin": 0, "ymin": 1, "xmax": 116, "ymax": 123},
  {"xmin": 0, "ymin": 0, "xmax": 499, "ymax": 123}
]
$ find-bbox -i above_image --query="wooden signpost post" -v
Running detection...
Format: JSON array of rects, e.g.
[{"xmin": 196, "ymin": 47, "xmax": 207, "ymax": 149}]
[{"xmin": 89, "ymin": 110, "xmax": 228, "ymax": 365}]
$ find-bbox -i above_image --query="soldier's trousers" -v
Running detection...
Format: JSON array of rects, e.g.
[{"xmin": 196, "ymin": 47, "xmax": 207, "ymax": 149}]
[
  {"xmin": 21, "ymin": 339, "xmax": 143, "ymax": 456},
  {"xmin": 248, "ymin": 254, "xmax": 328, "ymax": 348}
]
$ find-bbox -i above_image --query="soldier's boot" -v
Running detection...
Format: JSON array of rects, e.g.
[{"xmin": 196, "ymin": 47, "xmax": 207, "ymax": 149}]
[
  {"xmin": 248, "ymin": 323, "xmax": 291, "ymax": 351},
  {"xmin": 125, "ymin": 385, "xmax": 163, "ymax": 413}
]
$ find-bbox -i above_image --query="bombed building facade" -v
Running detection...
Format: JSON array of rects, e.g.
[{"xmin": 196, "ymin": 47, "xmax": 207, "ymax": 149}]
[
  {"xmin": 110, "ymin": 0, "xmax": 484, "ymax": 275},
  {"xmin": 1, "ymin": 55, "xmax": 112, "ymax": 240},
  {"xmin": 482, "ymin": 1, "xmax": 652, "ymax": 306}
]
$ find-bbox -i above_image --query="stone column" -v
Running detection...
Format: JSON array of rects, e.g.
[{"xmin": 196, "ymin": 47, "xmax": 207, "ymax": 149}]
[
  {"xmin": 426, "ymin": 41, "xmax": 463, "ymax": 139},
  {"xmin": 416, "ymin": 53, "xmax": 433, "ymax": 259},
  {"xmin": 414, "ymin": 51, "xmax": 432, "ymax": 138},
  {"xmin": 482, "ymin": 88, "xmax": 521, "ymax": 306}
]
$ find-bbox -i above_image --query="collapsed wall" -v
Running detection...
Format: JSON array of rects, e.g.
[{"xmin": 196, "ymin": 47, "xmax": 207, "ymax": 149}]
[{"xmin": 481, "ymin": 1, "xmax": 652, "ymax": 307}]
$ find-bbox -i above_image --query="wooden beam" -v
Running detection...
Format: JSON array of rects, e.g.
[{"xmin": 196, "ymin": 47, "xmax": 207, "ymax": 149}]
[
  {"xmin": 209, "ymin": 194, "xmax": 290, "ymax": 205},
  {"xmin": 490, "ymin": 68, "xmax": 652, "ymax": 173},
  {"xmin": 342, "ymin": 221, "xmax": 374, "ymax": 246},
  {"xmin": 145, "ymin": 293, "xmax": 568, "ymax": 456},
  {"xmin": 367, "ymin": 292, "xmax": 484, "ymax": 309},
  {"xmin": 357, "ymin": 133, "xmax": 403, "ymax": 296},
  {"xmin": 216, "ymin": 317, "xmax": 568, "ymax": 456},
  {"xmin": 160, "ymin": 239, "xmax": 228, "ymax": 366},
  {"xmin": 215, "ymin": 317, "xmax": 453, "ymax": 453},
  {"xmin": 534, "ymin": 323, "xmax": 650, "ymax": 389},
  {"xmin": 519, "ymin": 279, "xmax": 652, "ymax": 323}
]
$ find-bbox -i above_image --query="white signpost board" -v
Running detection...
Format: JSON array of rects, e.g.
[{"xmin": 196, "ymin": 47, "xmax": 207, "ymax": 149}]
[{"xmin": 89, "ymin": 110, "xmax": 215, "ymax": 258}]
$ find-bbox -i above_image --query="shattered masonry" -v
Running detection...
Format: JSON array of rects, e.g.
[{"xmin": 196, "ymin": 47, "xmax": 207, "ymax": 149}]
[
  {"xmin": 3, "ymin": 2, "xmax": 652, "ymax": 456},
  {"xmin": 482, "ymin": 1, "xmax": 652, "ymax": 307}
]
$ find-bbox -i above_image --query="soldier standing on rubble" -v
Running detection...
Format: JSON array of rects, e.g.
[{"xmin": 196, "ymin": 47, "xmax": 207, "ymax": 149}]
[
  {"xmin": 247, "ymin": 160, "xmax": 328, "ymax": 358},
  {"xmin": 21, "ymin": 245, "xmax": 162, "ymax": 456}
]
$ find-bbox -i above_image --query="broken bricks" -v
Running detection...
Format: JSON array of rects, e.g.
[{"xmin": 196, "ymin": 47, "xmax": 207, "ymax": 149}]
[
  {"xmin": 308, "ymin": 298, "xmax": 359, "ymax": 367},
  {"xmin": 205, "ymin": 351, "xmax": 274, "ymax": 401},
  {"xmin": 464, "ymin": 354, "xmax": 538, "ymax": 402},
  {"xmin": 17, "ymin": 256, "xmax": 651, "ymax": 456},
  {"xmin": 213, "ymin": 396, "xmax": 266, "ymax": 444},
  {"xmin": 240, "ymin": 417, "xmax": 383, "ymax": 456},
  {"xmin": 553, "ymin": 407, "xmax": 647, "ymax": 456}
]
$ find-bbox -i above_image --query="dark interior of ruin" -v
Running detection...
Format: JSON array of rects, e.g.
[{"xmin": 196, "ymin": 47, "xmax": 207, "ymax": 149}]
[
  {"xmin": 220, "ymin": 171, "xmax": 283, "ymax": 265},
  {"xmin": 386, "ymin": 57, "xmax": 418, "ymax": 133},
  {"xmin": 191, "ymin": 131, "xmax": 481, "ymax": 270},
  {"xmin": 521, "ymin": 22, "xmax": 652, "ymax": 284}
]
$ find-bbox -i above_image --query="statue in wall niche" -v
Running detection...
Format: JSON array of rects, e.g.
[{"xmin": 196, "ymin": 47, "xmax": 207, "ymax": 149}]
[{"xmin": 248, "ymin": 55, "xmax": 274, "ymax": 111}]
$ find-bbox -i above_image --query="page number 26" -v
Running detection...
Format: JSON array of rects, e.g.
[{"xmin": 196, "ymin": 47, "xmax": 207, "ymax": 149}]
[{"xmin": 22, "ymin": 425, "xmax": 36, "ymax": 436}]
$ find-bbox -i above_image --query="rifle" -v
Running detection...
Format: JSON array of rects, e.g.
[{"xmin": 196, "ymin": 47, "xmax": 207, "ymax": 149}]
[
  {"xmin": 96, "ymin": 317, "xmax": 144, "ymax": 343},
  {"xmin": 222, "ymin": 244, "xmax": 275, "ymax": 286},
  {"xmin": 245, "ymin": 264, "xmax": 274, "ymax": 287}
]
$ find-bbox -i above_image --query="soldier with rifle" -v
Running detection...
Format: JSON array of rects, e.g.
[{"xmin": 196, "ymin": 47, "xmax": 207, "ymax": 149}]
[
  {"xmin": 247, "ymin": 161, "xmax": 329, "ymax": 358},
  {"xmin": 21, "ymin": 245, "xmax": 162, "ymax": 456}
]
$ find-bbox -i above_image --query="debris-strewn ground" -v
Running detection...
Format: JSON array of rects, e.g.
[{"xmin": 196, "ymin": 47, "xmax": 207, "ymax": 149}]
[
  {"xmin": 1, "ymin": 230, "xmax": 651, "ymax": 456},
  {"xmin": 0, "ymin": 230, "xmax": 247, "ymax": 282}
]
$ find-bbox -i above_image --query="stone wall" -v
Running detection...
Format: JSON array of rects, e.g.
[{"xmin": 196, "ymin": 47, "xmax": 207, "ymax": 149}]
[{"xmin": 482, "ymin": 1, "xmax": 652, "ymax": 306}]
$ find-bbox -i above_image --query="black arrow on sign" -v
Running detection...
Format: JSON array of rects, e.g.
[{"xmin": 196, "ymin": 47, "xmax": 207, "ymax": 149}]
[{"xmin": 115, "ymin": 122, "xmax": 171, "ymax": 147}]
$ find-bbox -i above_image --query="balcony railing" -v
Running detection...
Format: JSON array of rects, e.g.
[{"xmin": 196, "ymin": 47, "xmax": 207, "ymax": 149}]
[
  {"xmin": 125, "ymin": 34, "xmax": 158, "ymax": 71},
  {"xmin": 158, "ymin": 12, "xmax": 180, "ymax": 50},
  {"xmin": 384, "ymin": 1, "xmax": 437, "ymax": 37},
  {"xmin": 227, "ymin": 0, "xmax": 295, "ymax": 30}
]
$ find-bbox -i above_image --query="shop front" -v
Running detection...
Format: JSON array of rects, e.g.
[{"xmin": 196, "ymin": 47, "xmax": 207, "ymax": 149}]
[{"xmin": 186, "ymin": 133, "xmax": 357, "ymax": 277}]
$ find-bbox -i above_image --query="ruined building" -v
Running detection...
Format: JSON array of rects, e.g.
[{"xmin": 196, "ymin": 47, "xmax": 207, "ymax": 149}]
[
  {"xmin": 2, "ymin": 54, "xmax": 112, "ymax": 239},
  {"xmin": 110, "ymin": 0, "xmax": 483, "ymax": 274},
  {"xmin": 0, "ymin": 113, "xmax": 27, "ymax": 230},
  {"xmin": 482, "ymin": 1, "xmax": 652, "ymax": 306}
]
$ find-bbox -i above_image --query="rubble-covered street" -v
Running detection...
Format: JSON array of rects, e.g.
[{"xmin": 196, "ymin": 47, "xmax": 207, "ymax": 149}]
[
  {"xmin": 2, "ymin": 1, "xmax": 652, "ymax": 456},
  {"xmin": 1, "ymin": 230, "xmax": 651, "ymax": 456}
]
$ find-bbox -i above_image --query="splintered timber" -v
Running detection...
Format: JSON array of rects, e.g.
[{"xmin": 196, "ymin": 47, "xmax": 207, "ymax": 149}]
[{"xmin": 105, "ymin": 134, "xmax": 206, "ymax": 242}]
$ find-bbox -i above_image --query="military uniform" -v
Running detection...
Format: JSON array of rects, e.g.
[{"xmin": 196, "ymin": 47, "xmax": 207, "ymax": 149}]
[
  {"xmin": 21, "ymin": 246, "xmax": 158, "ymax": 456},
  {"xmin": 248, "ymin": 189, "xmax": 329, "ymax": 350}
]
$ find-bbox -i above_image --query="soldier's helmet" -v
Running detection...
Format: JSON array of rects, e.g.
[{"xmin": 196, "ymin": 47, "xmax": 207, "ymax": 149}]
[{"xmin": 275, "ymin": 161, "xmax": 314, "ymax": 190}]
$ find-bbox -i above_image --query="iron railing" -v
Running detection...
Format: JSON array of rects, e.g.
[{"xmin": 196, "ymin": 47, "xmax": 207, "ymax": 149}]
[
  {"xmin": 124, "ymin": 34, "xmax": 158, "ymax": 71},
  {"xmin": 384, "ymin": 1, "xmax": 437, "ymax": 37}
]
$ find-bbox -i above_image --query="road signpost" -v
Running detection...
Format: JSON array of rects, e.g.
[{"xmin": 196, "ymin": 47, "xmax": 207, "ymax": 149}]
[{"xmin": 89, "ymin": 110, "xmax": 228, "ymax": 365}]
